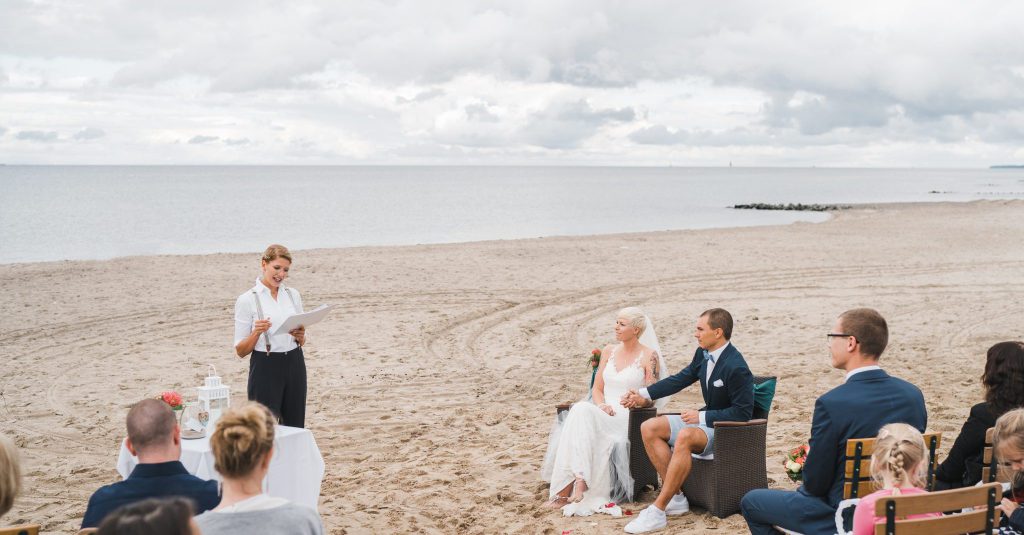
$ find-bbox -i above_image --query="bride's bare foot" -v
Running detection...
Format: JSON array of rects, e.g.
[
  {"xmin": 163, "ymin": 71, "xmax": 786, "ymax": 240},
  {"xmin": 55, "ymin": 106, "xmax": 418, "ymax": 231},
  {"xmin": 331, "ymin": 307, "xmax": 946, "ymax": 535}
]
[
  {"xmin": 543, "ymin": 495, "xmax": 570, "ymax": 509},
  {"xmin": 568, "ymin": 477, "xmax": 588, "ymax": 503}
]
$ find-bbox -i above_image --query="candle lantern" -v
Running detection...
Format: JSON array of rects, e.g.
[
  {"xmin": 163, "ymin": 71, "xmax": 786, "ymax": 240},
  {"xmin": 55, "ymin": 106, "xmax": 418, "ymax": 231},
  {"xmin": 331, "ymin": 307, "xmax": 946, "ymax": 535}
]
[{"xmin": 197, "ymin": 365, "xmax": 231, "ymax": 432}]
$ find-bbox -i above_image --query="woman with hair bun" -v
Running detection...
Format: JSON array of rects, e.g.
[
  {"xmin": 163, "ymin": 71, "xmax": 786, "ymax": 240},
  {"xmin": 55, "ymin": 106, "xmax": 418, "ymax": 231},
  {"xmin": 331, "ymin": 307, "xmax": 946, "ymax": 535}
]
[
  {"xmin": 935, "ymin": 341, "xmax": 1024, "ymax": 489},
  {"xmin": 195, "ymin": 401, "xmax": 323, "ymax": 535},
  {"xmin": 234, "ymin": 244, "xmax": 309, "ymax": 428}
]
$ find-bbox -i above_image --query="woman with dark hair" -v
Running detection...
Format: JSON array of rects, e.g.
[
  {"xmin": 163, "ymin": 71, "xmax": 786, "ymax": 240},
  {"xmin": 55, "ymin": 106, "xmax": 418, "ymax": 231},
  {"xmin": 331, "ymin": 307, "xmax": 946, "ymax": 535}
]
[
  {"xmin": 934, "ymin": 341, "xmax": 1024, "ymax": 489},
  {"xmin": 97, "ymin": 497, "xmax": 198, "ymax": 535}
]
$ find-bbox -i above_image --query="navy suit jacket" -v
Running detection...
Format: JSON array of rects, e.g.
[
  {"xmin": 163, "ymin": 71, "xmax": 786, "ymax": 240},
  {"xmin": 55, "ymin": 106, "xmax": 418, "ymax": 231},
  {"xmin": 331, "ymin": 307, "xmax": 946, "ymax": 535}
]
[
  {"xmin": 799, "ymin": 368, "xmax": 927, "ymax": 508},
  {"xmin": 82, "ymin": 461, "xmax": 220, "ymax": 528},
  {"xmin": 646, "ymin": 343, "xmax": 754, "ymax": 427}
]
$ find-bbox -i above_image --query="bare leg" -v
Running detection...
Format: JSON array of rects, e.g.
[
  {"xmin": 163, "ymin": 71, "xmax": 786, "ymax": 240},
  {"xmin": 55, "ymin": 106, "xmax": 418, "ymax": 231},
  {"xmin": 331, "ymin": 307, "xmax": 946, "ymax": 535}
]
[
  {"xmin": 641, "ymin": 416, "xmax": 673, "ymax": 482},
  {"xmin": 653, "ymin": 427, "xmax": 708, "ymax": 511}
]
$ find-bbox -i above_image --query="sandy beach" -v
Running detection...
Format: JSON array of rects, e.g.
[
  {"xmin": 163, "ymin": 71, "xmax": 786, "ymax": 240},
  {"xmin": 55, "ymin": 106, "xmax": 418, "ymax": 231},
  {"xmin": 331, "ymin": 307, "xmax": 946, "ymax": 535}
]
[{"xmin": 2, "ymin": 200, "xmax": 1023, "ymax": 534}]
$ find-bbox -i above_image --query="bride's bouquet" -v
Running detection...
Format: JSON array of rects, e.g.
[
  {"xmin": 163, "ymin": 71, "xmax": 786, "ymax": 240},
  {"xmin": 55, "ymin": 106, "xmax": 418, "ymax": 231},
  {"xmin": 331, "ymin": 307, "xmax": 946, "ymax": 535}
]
[{"xmin": 588, "ymin": 348, "xmax": 601, "ymax": 389}]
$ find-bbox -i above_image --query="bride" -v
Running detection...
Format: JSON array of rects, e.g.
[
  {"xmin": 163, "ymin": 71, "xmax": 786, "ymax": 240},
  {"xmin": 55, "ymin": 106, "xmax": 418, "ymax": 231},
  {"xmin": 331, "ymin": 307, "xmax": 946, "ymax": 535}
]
[{"xmin": 541, "ymin": 307, "xmax": 670, "ymax": 516}]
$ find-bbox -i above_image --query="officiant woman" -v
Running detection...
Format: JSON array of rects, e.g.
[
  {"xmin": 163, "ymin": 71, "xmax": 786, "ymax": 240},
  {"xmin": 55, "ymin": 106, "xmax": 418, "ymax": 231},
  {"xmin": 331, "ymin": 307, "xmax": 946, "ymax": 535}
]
[{"xmin": 233, "ymin": 244, "xmax": 308, "ymax": 428}]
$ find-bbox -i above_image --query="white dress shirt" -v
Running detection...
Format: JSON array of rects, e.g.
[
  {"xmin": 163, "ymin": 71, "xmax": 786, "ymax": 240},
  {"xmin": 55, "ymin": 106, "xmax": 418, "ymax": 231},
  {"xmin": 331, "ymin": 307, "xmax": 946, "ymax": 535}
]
[
  {"xmin": 844, "ymin": 364, "xmax": 881, "ymax": 382},
  {"xmin": 640, "ymin": 342, "xmax": 731, "ymax": 426},
  {"xmin": 234, "ymin": 280, "xmax": 304, "ymax": 353}
]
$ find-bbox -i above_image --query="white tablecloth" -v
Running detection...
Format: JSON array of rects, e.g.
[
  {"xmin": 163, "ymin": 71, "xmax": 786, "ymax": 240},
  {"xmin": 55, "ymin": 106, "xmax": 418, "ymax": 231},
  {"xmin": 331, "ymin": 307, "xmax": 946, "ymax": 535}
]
[{"xmin": 116, "ymin": 425, "xmax": 324, "ymax": 510}]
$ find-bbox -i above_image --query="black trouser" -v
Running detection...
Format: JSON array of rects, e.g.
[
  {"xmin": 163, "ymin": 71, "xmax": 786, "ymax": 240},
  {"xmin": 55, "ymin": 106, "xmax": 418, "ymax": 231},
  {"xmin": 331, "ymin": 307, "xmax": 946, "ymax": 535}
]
[{"xmin": 248, "ymin": 347, "xmax": 306, "ymax": 428}]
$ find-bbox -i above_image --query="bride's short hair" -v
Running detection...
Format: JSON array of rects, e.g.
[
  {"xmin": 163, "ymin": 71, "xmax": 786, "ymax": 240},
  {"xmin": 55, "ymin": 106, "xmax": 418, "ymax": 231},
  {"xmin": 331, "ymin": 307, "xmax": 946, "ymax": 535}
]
[{"xmin": 617, "ymin": 307, "xmax": 647, "ymax": 338}]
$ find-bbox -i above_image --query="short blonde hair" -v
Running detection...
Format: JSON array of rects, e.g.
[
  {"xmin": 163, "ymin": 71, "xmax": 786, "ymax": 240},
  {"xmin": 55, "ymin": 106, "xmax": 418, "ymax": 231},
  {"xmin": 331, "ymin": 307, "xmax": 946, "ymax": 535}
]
[
  {"xmin": 617, "ymin": 307, "xmax": 647, "ymax": 338},
  {"xmin": 870, "ymin": 423, "xmax": 927, "ymax": 491},
  {"xmin": 261, "ymin": 244, "xmax": 292, "ymax": 264},
  {"xmin": 0, "ymin": 435, "xmax": 21, "ymax": 518},
  {"xmin": 210, "ymin": 402, "xmax": 276, "ymax": 479}
]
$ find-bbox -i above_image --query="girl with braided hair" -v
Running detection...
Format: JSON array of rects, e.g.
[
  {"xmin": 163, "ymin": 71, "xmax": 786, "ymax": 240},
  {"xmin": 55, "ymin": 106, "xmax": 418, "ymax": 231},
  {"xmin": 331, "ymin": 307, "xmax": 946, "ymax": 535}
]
[
  {"xmin": 851, "ymin": 423, "xmax": 940, "ymax": 534},
  {"xmin": 993, "ymin": 408, "xmax": 1024, "ymax": 534}
]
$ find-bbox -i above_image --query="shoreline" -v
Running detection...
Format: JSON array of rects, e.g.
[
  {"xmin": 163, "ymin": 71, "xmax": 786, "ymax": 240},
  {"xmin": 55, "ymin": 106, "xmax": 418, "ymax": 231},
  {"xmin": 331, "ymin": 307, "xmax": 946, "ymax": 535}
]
[
  {"xmin": 2, "ymin": 199, "xmax": 1023, "ymax": 533},
  {"xmin": 2, "ymin": 199, "xmax": 1013, "ymax": 268}
]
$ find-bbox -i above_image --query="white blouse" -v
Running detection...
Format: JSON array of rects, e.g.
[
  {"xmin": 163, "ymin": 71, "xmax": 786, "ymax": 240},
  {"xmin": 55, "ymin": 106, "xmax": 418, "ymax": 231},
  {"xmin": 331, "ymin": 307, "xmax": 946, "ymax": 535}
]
[{"xmin": 234, "ymin": 280, "xmax": 304, "ymax": 353}]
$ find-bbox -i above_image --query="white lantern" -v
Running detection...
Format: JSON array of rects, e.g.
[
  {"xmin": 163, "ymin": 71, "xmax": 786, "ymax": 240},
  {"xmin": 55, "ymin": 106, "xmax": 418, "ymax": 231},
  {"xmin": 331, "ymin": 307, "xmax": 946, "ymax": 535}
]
[{"xmin": 198, "ymin": 365, "xmax": 231, "ymax": 432}]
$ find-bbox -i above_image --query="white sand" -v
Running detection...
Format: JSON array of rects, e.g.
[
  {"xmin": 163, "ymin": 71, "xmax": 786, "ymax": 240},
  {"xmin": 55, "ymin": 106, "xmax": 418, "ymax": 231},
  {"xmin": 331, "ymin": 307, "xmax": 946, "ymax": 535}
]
[{"xmin": 2, "ymin": 200, "xmax": 1023, "ymax": 534}]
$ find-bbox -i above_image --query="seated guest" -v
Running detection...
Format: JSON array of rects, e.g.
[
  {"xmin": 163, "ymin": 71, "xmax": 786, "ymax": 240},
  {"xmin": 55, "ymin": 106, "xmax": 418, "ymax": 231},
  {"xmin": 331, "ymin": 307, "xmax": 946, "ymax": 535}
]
[
  {"xmin": 741, "ymin": 308, "xmax": 927, "ymax": 535},
  {"xmin": 195, "ymin": 401, "xmax": 323, "ymax": 535},
  {"xmin": 934, "ymin": 341, "xmax": 1024, "ymax": 490},
  {"xmin": 82, "ymin": 399, "xmax": 219, "ymax": 528},
  {"xmin": 993, "ymin": 408, "xmax": 1024, "ymax": 531},
  {"xmin": 1, "ymin": 434, "xmax": 22, "ymax": 519},
  {"xmin": 852, "ymin": 423, "xmax": 940, "ymax": 534},
  {"xmin": 97, "ymin": 497, "xmax": 200, "ymax": 535}
]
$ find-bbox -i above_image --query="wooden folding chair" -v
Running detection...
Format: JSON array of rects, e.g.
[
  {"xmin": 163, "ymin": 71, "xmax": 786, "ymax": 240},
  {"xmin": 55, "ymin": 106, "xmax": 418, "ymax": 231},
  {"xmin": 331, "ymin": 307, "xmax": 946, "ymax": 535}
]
[
  {"xmin": 872, "ymin": 481, "xmax": 1003, "ymax": 534},
  {"xmin": 981, "ymin": 427, "xmax": 1011, "ymax": 484},
  {"xmin": 0, "ymin": 524, "xmax": 41, "ymax": 535}
]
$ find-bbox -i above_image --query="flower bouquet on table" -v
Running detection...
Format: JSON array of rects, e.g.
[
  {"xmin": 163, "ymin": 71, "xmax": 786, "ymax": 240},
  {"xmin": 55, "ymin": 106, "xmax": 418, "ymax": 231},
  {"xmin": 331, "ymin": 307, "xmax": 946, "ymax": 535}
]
[
  {"xmin": 159, "ymin": 390, "xmax": 184, "ymax": 423},
  {"xmin": 783, "ymin": 444, "xmax": 809, "ymax": 482}
]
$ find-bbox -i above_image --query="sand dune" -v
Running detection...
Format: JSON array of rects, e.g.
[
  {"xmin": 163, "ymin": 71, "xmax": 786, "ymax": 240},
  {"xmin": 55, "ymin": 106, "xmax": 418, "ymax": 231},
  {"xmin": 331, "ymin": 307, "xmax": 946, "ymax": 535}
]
[{"xmin": 2, "ymin": 200, "xmax": 1023, "ymax": 534}]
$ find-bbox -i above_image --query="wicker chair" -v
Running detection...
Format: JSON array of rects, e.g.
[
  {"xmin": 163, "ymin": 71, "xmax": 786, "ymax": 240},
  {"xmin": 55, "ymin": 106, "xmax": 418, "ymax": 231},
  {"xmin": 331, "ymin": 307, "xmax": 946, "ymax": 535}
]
[{"xmin": 627, "ymin": 375, "xmax": 776, "ymax": 516}]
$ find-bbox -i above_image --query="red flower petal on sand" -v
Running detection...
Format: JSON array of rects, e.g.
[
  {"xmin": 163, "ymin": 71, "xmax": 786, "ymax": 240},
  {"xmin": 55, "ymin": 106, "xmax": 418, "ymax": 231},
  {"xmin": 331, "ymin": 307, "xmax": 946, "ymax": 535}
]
[
  {"xmin": 605, "ymin": 502, "xmax": 616, "ymax": 508},
  {"xmin": 625, "ymin": 509, "xmax": 633, "ymax": 515}
]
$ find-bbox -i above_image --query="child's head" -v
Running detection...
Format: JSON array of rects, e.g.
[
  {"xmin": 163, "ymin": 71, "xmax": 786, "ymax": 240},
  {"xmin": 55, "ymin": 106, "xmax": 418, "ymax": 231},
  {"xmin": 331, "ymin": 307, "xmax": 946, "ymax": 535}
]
[
  {"xmin": 871, "ymin": 423, "xmax": 927, "ymax": 490},
  {"xmin": 994, "ymin": 408, "xmax": 1024, "ymax": 479}
]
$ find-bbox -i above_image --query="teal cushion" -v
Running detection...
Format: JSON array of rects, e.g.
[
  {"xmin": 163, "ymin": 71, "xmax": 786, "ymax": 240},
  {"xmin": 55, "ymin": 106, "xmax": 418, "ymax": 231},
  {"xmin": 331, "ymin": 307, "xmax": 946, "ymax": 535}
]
[{"xmin": 753, "ymin": 377, "xmax": 777, "ymax": 414}]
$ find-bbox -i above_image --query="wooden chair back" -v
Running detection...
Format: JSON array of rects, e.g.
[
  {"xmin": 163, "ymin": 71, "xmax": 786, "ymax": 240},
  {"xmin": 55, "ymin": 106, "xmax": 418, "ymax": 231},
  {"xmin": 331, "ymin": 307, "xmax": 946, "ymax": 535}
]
[
  {"xmin": 872, "ymin": 481, "xmax": 1002, "ymax": 535},
  {"xmin": 844, "ymin": 432, "xmax": 942, "ymax": 499},
  {"xmin": 0, "ymin": 524, "xmax": 41, "ymax": 535},
  {"xmin": 981, "ymin": 427, "xmax": 1010, "ymax": 484}
]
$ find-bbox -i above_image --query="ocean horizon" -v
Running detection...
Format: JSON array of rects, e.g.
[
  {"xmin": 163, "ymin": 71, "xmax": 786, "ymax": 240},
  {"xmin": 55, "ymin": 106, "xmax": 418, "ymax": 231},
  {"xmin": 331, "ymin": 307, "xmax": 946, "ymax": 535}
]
[{"xmin": 2, "ymin": 165, "xmax": 1023, "ymax": 264}]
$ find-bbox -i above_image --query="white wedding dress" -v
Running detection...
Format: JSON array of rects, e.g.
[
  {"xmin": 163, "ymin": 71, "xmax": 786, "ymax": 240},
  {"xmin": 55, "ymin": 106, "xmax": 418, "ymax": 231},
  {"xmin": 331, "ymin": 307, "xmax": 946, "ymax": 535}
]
[{"xmin": 542, "ymin": 346, "xmax": 648, "ymax": 516}]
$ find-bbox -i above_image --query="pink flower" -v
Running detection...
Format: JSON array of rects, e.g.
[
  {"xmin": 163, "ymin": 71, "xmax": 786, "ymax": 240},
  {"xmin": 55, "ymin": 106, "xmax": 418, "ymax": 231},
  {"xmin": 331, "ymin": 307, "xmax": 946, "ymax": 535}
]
[{"xmin": 159, "ymin": 391, "xmax": 183, "ymax": 409}]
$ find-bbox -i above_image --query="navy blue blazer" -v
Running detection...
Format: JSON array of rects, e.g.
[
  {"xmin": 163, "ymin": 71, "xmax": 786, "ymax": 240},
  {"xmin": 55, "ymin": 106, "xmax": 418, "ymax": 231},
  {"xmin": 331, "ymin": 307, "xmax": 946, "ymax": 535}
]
[
  {"xmin": 82, "ymin": 461, "xmax": 220, "ymax": 528},
  {"xmin": 646, "ymin": 343, "xmax": 754, "ymax": 427},
  {"xmin": 799, "ymin": 368, "xmax": 927, "ymax": 508}
]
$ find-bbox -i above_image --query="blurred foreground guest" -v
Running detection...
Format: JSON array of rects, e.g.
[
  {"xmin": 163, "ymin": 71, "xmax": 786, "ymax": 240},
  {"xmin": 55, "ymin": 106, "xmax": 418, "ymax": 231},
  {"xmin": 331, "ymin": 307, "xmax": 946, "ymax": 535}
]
[
  {"xmin": 935, "ymin": 341, "xmax": 1024, "ymax": 490},
  {"xmin": 0, "ymin": 434, "xmax": 21, "ymax": 519},
  {"xmin": 82, "ymin": 399, "xmax": 219, "ymax": 528},
  {"xmin": 195, "ymin": 402, "xmax": 322, "ymax": 535},
  {"xmin": 97, "ymin": 497, "xmax": 200, "ymax": 535}
]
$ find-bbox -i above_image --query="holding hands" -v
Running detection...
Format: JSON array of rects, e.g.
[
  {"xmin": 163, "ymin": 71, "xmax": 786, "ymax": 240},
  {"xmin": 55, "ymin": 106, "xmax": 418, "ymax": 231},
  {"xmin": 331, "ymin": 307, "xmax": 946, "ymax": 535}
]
[{"xmin": 620, "ymin": 389, "xmax": 652, "ymax": 409}]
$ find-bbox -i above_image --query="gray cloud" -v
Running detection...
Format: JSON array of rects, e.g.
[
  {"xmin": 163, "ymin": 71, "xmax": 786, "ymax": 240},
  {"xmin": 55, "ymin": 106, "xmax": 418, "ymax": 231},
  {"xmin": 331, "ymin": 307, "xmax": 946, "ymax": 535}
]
[
  {"xmin": 520, "ymin": 99, "xmax": 635, "ymax": 149},
  {"xmin": 0, "ymin": 126, "xmax": 7, "ymax": 136},
  {"xmin": 73, "ymin": 127, "xmax": 106, "ymax": 140},
  {"xmin": 223, "ymin": 137, "xmax": 251, "ymax": 146},
  {"xmin": 188, "ymin": 135, "xmax": 219, "ymax": 144},
  {"xmin": 16, "ymin": 130, "xmax": 59, "ymax": 142}
]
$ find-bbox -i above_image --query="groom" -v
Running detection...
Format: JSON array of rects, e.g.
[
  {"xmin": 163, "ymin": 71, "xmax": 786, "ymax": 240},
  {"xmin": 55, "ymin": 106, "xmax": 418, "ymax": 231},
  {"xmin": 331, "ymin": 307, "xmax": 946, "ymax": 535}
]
[{"xmin": 620, "ymin": 308, "xmax": 754, "ymax": 534}]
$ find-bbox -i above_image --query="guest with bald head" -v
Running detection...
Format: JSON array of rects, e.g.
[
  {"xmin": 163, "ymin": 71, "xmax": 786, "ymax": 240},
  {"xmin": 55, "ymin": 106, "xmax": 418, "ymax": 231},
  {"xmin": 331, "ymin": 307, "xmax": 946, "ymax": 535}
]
[{"xmin": 82, "ymin": 399, "xmax": 220, "ymax": 528}]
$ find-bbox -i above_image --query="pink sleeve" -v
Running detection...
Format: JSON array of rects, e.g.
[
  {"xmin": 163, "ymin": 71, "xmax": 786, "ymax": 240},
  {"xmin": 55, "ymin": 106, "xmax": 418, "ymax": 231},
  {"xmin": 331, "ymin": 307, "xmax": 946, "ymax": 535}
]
[{"xmin": 852, "ymin": 492, "xmax": 879, "ymax": 535}]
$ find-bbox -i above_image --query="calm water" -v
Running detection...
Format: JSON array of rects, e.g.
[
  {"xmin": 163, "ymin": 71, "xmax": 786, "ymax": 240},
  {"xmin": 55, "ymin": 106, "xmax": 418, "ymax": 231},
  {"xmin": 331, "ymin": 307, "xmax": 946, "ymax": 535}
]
[{"xmin": 2, "ymin": 166, "xmax": 1022, "ymax": 264}]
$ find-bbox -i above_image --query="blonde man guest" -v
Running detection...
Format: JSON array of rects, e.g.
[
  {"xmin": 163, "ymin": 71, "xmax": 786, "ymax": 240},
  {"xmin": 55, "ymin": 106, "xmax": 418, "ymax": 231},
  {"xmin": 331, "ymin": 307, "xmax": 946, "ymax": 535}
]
[
  {"xmin": 234, "ymin": 244, "xmax": 308, "ymax": 428},
  {"xmin": 195, "ymin": 402, "xmax": 323, "ymax": 535},
  {"xmin": 0, "ymin": 434, "xmax": 21, "ymax": 519}
]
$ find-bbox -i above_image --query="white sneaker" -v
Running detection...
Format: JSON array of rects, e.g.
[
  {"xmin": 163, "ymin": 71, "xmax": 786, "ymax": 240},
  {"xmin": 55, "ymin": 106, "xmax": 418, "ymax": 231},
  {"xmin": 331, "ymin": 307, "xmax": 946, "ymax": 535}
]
[
  {"xmin": 665, "ymin": 493, "xmax": 689, "ymax": 515},
  {"xmin": 624, "ymin": 505, "xmax": 667, "ymax": 533}
]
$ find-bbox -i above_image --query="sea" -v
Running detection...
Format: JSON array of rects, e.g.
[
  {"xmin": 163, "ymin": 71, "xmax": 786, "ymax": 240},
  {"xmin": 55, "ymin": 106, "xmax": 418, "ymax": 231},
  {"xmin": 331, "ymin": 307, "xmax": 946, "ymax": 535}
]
[{"xmin": 2, "ymin": 165, "xmax": 1022, "ymax": 264}]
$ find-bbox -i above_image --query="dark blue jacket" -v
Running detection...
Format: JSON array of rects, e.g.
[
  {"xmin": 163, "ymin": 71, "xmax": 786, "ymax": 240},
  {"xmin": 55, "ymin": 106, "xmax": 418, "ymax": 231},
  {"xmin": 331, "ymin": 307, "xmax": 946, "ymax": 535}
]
[
  {"xmin": 81, "ymin": 461, "xmax": 220, "ymax": 528},
  {"xmin": 799, "ymin": 368, "xmax": 927, "ymax": 508},
  {"xmin": 646, "ymin": 343, "xmax": 754, "ymax": 427}
]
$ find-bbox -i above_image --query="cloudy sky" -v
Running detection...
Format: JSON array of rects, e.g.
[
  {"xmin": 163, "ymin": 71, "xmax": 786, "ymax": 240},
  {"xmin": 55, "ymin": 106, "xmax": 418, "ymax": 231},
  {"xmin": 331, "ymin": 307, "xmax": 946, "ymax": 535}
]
[{"xmin": 1, "ymin": 0, "xmax": 1023, "ymax": 166}]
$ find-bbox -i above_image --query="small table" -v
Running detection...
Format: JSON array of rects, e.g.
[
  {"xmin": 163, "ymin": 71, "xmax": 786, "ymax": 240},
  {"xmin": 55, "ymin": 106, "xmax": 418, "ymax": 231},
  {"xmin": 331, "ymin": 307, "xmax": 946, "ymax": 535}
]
[{"xmin": 116, "ymin": 425, "xmax": 324, "ymax": 510}]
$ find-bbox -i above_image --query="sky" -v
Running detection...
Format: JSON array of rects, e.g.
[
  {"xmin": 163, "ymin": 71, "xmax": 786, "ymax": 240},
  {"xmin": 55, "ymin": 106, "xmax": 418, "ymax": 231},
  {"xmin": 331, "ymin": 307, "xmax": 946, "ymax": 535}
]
[{"xmin": 1, "ymin": 0, "xmax": 1023, "ymax": 166}]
